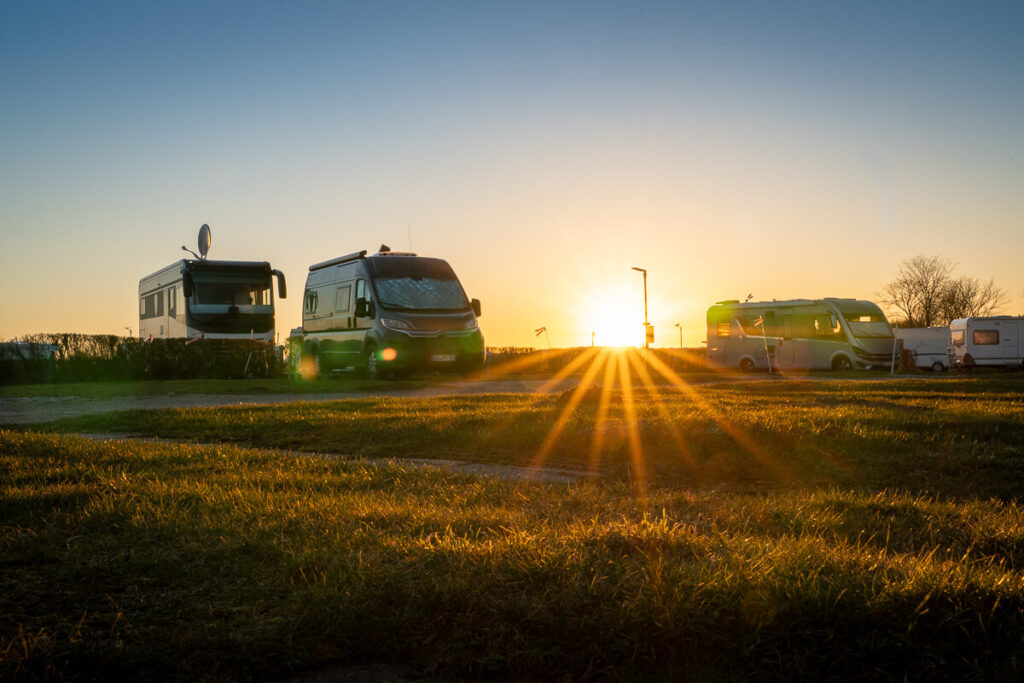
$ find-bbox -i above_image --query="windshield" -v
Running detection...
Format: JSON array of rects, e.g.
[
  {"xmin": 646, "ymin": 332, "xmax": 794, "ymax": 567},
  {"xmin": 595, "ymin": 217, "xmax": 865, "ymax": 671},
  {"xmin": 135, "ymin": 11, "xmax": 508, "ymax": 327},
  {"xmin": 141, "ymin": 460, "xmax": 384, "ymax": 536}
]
[
  {"xmin": 374, "ymin": 276, "xmax": 468, "ymax": 311},
  {"xmin": 846, "ymin": 319, "xmax": 893, "ymax": 339},
  {"xmin": 191, "ymin": 273, "xmax": 271, "ymax": 308}
]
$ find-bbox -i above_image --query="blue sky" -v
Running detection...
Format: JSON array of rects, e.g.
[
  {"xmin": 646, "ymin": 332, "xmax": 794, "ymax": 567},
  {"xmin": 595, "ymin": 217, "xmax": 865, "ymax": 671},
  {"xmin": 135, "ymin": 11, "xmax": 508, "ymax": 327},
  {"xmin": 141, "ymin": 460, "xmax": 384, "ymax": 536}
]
[{"xmin": 2, "ymin": 1, "xmax": 1022, "ymax": 346}]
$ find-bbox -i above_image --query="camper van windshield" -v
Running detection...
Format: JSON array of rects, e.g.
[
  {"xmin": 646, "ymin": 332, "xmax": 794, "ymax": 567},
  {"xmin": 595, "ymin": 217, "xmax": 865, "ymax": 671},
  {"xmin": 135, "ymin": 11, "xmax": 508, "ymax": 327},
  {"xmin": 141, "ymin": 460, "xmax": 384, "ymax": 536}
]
[
  {"xmin": 191, "ymin": 273, "xmax": 271, "ymax": 307},
  {"xmin": 833, "ymin": 303, "xmax": 892, "ymax": 339},
  {"xmin": 374, "ymin": 277, "xmax": 468, "ymax": 312}
]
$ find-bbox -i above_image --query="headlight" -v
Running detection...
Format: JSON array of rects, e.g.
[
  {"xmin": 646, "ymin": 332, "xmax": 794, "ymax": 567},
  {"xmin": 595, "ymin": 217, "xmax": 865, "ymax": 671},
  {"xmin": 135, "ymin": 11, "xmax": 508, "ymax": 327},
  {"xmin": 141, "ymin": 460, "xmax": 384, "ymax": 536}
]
[
  {"xmin": 381, "ymin": 318, "xmax": 413, "ymax": 330},
  {"xmin": 463, "ymin": 317, "xmax": 479, "ymax": 329}
]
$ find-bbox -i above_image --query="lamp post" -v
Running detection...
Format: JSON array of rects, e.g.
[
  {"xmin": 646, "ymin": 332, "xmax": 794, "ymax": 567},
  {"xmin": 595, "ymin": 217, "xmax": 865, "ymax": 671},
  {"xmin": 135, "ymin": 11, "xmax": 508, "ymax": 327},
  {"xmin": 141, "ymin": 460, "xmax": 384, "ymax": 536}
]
[
  {"xmin": 674, "ymin": 322, "xmax": 682, "ymax": 348},
  {"xmin": 631, "ymin": 267, "xmax": 649, "ymax": 348}
]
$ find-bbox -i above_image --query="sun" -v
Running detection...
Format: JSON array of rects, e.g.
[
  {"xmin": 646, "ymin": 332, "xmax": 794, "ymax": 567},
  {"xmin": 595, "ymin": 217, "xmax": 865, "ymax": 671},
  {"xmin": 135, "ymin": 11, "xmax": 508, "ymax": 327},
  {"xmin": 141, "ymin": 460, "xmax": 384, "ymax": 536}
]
[{"xmin": 578, "ymin": 288, "xmax": 645, "ymax": 347}]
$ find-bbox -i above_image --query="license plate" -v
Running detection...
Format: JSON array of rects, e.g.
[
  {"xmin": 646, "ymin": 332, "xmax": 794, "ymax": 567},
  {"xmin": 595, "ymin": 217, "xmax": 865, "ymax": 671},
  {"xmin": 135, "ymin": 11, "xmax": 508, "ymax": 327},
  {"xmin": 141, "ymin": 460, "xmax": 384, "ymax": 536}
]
[{"xmin": 431, "ymin": 353, "xmax": 456, "ymax": 363}]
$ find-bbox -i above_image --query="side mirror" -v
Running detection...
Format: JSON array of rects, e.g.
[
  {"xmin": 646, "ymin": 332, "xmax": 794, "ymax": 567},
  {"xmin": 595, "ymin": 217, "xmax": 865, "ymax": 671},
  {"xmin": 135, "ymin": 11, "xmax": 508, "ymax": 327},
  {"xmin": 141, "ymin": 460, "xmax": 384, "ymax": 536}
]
[
  {"xmin": 355, "ymin": 297, "xmax": 370, "ymax": 318},
  {"xmin": 471, "ymin": 298, "xmax": 481, "ymax": 317},
  {"xmin": 182, "ymin": 273, "xmax": 194, "ymax": 298},
  {"xmin": 274, "ymin": 270, "xmax": 287, "ymax": 299}
]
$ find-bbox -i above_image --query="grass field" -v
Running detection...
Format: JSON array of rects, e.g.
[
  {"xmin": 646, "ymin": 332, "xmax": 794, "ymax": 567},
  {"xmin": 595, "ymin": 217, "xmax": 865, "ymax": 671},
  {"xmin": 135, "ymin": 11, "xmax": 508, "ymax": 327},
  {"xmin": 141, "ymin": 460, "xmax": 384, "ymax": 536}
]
[{"xmin": 3, "ymin": 369, "xmax": 1024, "ymax": 680}]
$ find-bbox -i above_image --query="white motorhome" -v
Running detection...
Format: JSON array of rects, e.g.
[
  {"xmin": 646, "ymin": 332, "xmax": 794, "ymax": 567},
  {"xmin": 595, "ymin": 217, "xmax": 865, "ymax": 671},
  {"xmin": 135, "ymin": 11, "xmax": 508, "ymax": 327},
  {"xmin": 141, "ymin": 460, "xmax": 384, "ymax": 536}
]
[
  {"xmin": 290, "ymin": 246, "xmax": 484, "ymax": 378},
  {"xmin": 894, "ymin": 327, "xmax": 952, "ymax": 371},
  {"xmin": 139, "ymin": 225, "xmax": 287, "ymax": 342},
  {"xmin": 706, "ymin": 298, "xmax": 896, "ymax": 371},
  {"xmin": 139, "ymin": 259, "xmax": 287, "ymax": 342},
  {"xmin": 949, "ymin": 317, "xmax": 1024, "ymax": 370}
]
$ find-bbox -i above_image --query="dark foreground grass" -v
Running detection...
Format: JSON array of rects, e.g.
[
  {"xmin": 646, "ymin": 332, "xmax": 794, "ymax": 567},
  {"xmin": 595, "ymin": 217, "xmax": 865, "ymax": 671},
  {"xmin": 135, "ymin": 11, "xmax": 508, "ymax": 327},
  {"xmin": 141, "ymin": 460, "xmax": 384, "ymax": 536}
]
[
  {"xmin": 3, "ymin": 430, "xmax": 1024, "ymax": 681},
  {"xmin": 42, "ymin": 375, "xmax": 1024, "ymax": 499}
]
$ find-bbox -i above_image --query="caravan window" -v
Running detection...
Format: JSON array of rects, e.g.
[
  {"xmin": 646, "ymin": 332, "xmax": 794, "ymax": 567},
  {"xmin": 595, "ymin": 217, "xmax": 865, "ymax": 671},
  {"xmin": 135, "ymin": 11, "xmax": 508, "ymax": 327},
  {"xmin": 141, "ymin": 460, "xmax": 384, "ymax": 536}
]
[
  {"xmin": 716, "ymin": 322, "xmax": 731, "ymax": 338},
  {"xmin": 335, "ymin": 285, "xmax": 352, "ymax": 313},
  {"xmin": 973, "ymin": 330, "xmax": 999, "ymax": 345},
  {"xmin": 951, "ymin": 330, "xmax": 964, "ymax": 346}
]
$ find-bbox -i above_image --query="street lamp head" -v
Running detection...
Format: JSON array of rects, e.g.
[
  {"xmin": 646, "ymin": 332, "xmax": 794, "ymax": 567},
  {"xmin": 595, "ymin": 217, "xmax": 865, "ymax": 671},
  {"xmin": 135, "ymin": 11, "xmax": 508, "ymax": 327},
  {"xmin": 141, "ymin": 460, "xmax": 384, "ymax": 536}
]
[{"xmin": 631, "ymin": 266, "xmax": 646, "ymax": 273}]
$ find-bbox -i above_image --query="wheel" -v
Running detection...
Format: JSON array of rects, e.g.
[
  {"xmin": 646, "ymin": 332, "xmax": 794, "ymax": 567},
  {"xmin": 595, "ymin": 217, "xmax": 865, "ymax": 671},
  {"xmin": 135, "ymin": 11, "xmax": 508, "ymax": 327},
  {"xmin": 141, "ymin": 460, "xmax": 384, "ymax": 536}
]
[
  {"xmin": 832, "ymin": 355, "xmax": 852, "ymax": 371},
  {"xmin": 931, "ymin": 361, "xmax": 945, "ymax": 372},
  {"xmin": 363, "ymin": 344, "xmax": 380, "ymax": 380},
  {"xmin": 738, "ymin": 357, "xmax": 756, "ymax": 372}
]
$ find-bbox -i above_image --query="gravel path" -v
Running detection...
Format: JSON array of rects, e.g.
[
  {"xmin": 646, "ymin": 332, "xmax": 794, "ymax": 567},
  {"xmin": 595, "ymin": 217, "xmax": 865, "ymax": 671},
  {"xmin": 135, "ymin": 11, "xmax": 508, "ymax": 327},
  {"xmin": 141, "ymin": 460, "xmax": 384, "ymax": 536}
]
[{"xmin": 0, "ymin": 378, "xmax": 579, "ymax": 425}]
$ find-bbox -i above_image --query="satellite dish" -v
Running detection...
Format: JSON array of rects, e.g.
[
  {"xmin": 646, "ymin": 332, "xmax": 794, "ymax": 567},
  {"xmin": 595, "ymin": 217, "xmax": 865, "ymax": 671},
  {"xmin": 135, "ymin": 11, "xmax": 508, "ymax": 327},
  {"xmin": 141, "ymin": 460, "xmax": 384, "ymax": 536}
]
[{"xmin": 198, "ymin": 224, "xmax": 212, "ymax": 259}]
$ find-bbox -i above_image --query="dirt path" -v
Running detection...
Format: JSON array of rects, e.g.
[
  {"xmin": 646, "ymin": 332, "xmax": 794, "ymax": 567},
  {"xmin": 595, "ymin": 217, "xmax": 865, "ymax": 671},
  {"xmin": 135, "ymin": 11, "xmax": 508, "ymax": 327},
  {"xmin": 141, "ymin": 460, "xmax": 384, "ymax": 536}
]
[{"xmin": 0, "ymin": 378, "xmax": 580, "ymax": 425}]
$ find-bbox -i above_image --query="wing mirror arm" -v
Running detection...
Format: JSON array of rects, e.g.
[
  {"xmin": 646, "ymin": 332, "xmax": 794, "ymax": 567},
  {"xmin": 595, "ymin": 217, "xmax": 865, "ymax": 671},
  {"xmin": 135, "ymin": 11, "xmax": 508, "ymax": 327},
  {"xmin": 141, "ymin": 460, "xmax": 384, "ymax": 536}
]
[{"xmin": 273, "ymin": 270, "xmax": 287, "ymax": 299}]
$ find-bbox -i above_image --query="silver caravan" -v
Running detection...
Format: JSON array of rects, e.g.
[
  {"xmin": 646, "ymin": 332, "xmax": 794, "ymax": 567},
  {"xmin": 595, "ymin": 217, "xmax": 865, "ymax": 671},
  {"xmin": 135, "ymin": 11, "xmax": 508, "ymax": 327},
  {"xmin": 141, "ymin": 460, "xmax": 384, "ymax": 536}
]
[
  {"xmin": 949, "ymin": 317, "xmax": 1024, "ymax": 369},
  {"xmin": 706, "ymin": 298, "xmax": 895, "ymax": 371},
  {"xmin": 894, "ymin": 327, "xmax": 952, "ymax": 371},
  {"xmin": 138, "ymin": 259, "xmax": 287, "ymax": 342},
  {"xmin": 291, "ymin": 247, "xmax": 484, "ymax": 379}
]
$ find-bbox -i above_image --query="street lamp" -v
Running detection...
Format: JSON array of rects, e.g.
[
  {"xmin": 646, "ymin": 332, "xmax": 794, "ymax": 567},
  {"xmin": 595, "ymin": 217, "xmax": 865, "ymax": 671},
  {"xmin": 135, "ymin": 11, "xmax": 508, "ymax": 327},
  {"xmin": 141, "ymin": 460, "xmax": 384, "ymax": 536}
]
[
  {"xmin": 674, "ymin": 322, "xmax": 682, "ymax": 348},
  {"xmin": 631, "ymin": 267, "xmax": 650, "ymax": 348}
]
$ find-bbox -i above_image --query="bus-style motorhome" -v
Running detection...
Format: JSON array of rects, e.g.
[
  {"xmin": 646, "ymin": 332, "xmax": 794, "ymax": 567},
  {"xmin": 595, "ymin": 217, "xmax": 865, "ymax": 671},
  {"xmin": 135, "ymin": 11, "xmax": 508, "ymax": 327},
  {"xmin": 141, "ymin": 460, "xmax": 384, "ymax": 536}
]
[
  {"xmin": 138, "ymin": 225, "xmax": 287, "ymax": 342},
  {"xmin": 949, "ymin": 316, "xmax": 1024, "ymax": 370},
  {"xmin": 706, "ymin": 298, "xmax": 895, "ymax": 371},
  {"xmin": 290, "ymin": 246, "xmax": 484, "ymax": 378}
]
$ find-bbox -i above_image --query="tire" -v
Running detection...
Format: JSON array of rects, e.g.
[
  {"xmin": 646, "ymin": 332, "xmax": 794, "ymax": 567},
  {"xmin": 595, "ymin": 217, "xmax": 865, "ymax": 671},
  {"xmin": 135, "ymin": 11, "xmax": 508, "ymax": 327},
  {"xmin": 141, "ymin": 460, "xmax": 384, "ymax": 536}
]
[
  {"xmin": 832, "ymin": 355, "xmax": 852, "ymax": 371},
  {"xmin": 931, "ymin": 361, "xmax": 945, "ymax": 372},
  {"xmin": 738, "ymin": 357, "xmax": 756, "ymax": 372},
  {"xmin": 363, "ymin": 344, "xmax": 381, "ymax": 380}
]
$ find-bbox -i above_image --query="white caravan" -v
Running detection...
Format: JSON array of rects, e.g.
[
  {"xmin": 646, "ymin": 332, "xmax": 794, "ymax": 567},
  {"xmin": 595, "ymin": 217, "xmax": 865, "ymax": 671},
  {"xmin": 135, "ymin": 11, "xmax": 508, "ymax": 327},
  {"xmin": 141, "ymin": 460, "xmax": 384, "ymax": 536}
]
[
  {"xmin": 706, "ymin": 298, "xmax": 895, "ymax": 371},
  {"xmin": 949, "ymin": 317, "xmax": 1024, "ymax": 370},
  {"xmin": 894, "ymin": 327, "xmax": 952, "ymax": 371}
]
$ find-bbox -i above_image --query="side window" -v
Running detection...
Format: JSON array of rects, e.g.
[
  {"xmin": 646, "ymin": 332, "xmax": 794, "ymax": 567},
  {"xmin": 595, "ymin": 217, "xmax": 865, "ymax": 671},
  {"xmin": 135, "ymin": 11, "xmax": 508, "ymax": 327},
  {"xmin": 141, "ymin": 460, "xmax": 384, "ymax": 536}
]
[
  {"xmin": 304, "ymin": 290, "xmax": 318, "ymax": 314},
  {"xmin": 951, "ymin": 330, "xmax": 965, "ymax": 347},
  {"xmin": 168, "ymin": 286, "xmax": 176, "ymax": 319},
  {"xmin": 335, "ymin": 284, "xmax": 352, "ymax": 313},
  {"xmin": 355, "ymin": 279, "xmax": 366, "ymax": 301},
  {"xmin": 813, "ymin": 314, "xmax": 841, "ymax": 338},
  {"xmin": 155, "ymin": 292, "xmax": 164, "ymax": 317},
  {"xmin": 716, "ymin": 322, "xmax": 731, "ymax": 338},
  {"xmin": 973, "ymin": 330, "xmax": 999, "ymax": 345}
]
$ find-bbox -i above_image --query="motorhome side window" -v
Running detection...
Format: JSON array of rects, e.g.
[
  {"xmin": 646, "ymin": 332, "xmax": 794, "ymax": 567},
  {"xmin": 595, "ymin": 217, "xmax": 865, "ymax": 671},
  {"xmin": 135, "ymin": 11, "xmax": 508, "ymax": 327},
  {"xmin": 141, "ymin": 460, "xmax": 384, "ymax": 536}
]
[
  {"xmin": 140, "ymin": 293, "xmax": 161, "ymax": 319},
  {"xmin": 335, "ymin": 285, "xmax": 352, "ymax": 313},
  {"xmin": 735, "ymin": 317, "xmax": 762, "ymax": 336},
  {"xmin": 355, "ymin": 279, "xmax": 366, "ymax": 301},
  {"xmin": 168, "ymin": 287, "xmax": 176, "ymax": 318},
  {"xmin": 951, "ymin": 330, "xmax": 965, "ymax": 346},
  {"xmin": 304, "ymin": 291, "xmax": 317, "ymax": 314},
  {"xmin": 973, "ymin": 330, "xmax": 999, "ymax": 345},
  {"xmin": 813, "ymin": 314, "xmax": 841, "ymax": 337},
  {"xmin": 717, "ymin": 322, "xmax": 731, "ymax": 338}
]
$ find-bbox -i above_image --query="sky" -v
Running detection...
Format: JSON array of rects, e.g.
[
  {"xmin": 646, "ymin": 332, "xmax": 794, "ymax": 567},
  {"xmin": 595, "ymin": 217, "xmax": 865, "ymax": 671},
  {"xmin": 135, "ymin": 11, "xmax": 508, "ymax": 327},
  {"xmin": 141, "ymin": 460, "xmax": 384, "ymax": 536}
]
[{"xmin": 2, "ymin": 1, "xmax": 1022, "ymax": 348}]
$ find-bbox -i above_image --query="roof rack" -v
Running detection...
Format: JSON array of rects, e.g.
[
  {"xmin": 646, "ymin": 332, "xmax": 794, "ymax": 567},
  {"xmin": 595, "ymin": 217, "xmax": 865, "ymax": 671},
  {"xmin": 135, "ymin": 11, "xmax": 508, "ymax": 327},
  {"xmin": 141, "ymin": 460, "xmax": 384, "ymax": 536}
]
[{"xmin": 308, "ymin": 250, "xmax": 368, "ymax": 272}]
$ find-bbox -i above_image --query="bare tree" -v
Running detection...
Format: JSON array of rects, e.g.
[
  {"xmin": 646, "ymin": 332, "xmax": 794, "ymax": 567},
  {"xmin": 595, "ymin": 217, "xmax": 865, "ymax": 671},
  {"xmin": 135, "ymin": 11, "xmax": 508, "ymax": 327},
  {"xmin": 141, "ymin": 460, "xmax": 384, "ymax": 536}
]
[
  {"xmin": 881, "ymin": 255, "xmax": 1008, "ymax": 327},
  {"xmin": 941, "ymin": 276, "xmax": 1009, "ymax": 322},
  {"xmin": 881, "ymin": 255, "xmax": 953, "ymax": 327}
]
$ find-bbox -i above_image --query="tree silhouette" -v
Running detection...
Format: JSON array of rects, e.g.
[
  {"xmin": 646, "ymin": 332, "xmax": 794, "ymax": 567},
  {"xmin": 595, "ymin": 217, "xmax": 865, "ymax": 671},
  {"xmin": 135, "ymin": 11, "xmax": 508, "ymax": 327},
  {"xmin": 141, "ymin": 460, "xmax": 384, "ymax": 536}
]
[{"xmin": 881, "ymin": 255, "xmax": 1007, "ymax": 326}]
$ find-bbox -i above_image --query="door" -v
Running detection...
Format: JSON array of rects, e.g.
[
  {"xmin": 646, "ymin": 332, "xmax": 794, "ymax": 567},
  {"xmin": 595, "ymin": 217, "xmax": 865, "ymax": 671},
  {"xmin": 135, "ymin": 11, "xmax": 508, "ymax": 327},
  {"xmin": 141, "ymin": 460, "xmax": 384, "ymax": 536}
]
[{"xmin": 773, "ymin": 314, "xmax": 794, "ymax": 369}]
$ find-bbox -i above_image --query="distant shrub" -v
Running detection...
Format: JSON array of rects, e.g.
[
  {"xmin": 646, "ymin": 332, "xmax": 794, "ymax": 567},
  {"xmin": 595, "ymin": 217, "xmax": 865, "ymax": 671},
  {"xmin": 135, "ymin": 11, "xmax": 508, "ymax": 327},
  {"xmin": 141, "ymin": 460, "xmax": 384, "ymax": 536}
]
[{"xmin": 0, "ymin": 334, "xmax": 282, "ymax": 385}]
